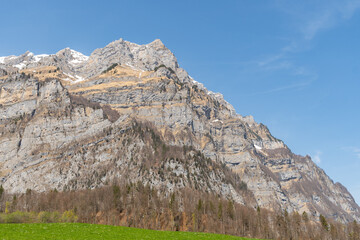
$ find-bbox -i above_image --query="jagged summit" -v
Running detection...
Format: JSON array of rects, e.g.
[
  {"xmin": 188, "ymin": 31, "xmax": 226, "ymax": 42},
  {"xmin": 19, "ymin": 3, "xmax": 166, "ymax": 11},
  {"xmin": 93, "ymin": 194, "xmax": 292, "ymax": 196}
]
[
  {"xmin": 1, "ymin": 39, "xmax": 174, "ymax": 77},
  {"xmin": 56, "ymin": 48, "xmax": 89, "ymax": 65},
  {"xmin": 0, "ymin": 51, "xmax": 49, "ymax": 70},
  {"xmin": 0, "ymin": 39, "xmax": 181, "ymax": 81},
  {"xmin": 0, "ymin": 39, "xmax": 235, "ymax": 118},
  {"xmin": 0, "ymin": 38, "xmax": 359, "ymax": 223},
  {"xmin": 85, "ymin": 38, "xmax": 179, "ymax": 74},
  {"xmin": 148, "ymin": 38, "xmax": 166, "ymax": 48}
]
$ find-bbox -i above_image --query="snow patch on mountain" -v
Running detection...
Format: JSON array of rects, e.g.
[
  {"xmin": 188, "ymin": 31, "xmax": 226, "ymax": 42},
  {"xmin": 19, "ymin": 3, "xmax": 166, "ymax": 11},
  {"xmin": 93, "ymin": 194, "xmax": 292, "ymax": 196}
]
[
  {"xmin": 63, "ymin": 72, "xmax": 86, "ymax": 83},
  {"xmin": 14, "ymin": 62, "xmax": 26, "ymax": 69},
  {"xmin": 33, "ymin": 54, "xmax": 49, "ymax": 62},
  {"xmin": 68, "ymin": 49, "xmax": 89, "ymax": 65},
  {"xmin": 0, "ymin": 52, "xmax": 51, "ymax": 68}
]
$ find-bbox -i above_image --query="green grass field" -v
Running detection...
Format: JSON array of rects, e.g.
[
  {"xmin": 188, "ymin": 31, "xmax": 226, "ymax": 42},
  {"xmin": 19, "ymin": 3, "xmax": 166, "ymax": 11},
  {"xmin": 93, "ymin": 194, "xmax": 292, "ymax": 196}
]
[{"xmin": 0, "ymin": 223, "xmax": 262, "ymax": 240}]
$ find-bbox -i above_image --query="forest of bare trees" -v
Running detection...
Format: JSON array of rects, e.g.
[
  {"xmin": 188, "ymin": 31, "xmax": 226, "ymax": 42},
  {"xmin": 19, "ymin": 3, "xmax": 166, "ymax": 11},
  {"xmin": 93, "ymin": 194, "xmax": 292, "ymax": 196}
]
[
  {"xmin": 0, "ymin": 121, "xmax": 359, "ymax": 239},
  {"xmin": 0, "ymin": 122, "xmax": 360, "ymax": 240},
  {"xmin": 0, "ymin": 181, "xmax": 359, "ymax": 240}
]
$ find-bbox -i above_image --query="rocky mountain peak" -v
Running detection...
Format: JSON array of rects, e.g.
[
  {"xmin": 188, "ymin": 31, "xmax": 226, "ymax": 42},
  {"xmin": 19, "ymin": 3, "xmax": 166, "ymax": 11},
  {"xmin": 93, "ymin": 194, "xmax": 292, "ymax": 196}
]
[
  {"xmin": 148, "ymin": 39, "xmax": 166, "ymax": 49},
  {"xmin": 0, "ymin": 51, "xmax": 51, "ymax": 71},
  {"xmin": 0, "ymin": 39, "xmax": 178, "ymax": 79},
  {"xmin": 1, "ymin": 39, "xmax": 359, "ymax": 223},
  {"xmin": 63, "ymin": 38, "xmax": 180, "ymax": 79},
  {"xmin": 55, "ymin": 48, "xmax": 89, "ymax": 70},
  {"xmin": 56, "ymin": 48, "xmax": 88, "ymax": 62}
]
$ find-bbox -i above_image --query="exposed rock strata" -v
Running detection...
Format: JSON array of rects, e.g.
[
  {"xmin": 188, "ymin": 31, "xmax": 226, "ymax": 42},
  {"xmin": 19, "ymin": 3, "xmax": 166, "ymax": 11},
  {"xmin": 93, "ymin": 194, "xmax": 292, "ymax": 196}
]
[{"xmin": 0, "ymin": 39, "xmax": 359, "ymax": 223}]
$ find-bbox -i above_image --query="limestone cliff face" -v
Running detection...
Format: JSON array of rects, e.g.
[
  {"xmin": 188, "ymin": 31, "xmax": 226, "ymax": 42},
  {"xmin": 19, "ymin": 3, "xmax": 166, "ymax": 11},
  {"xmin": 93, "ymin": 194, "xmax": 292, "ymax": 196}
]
[{"xmin": 0, "ymin": 39, "xmax": 359, "ymax": 223}]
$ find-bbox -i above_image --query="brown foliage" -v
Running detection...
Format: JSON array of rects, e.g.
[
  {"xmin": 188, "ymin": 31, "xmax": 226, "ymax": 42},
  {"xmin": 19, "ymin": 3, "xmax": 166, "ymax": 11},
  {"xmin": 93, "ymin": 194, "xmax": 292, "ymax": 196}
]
[
  {"xmin": 0, "ymin": 121, "xmax": 357, "ymax": 239},
  {"xmin": 69, "ymin": 94, "xmax": 119, "ymax": 122},
  {"xmin": 0, "ymin": 181, "xmax": 357, "ymax": 239}
]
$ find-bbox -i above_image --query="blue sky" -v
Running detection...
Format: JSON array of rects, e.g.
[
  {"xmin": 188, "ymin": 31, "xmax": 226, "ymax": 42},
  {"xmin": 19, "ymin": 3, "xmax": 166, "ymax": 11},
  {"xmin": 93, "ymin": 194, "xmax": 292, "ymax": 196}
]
[{"xmin": 1, "ymin": 0, "xmax": 360, "ymax": 204}]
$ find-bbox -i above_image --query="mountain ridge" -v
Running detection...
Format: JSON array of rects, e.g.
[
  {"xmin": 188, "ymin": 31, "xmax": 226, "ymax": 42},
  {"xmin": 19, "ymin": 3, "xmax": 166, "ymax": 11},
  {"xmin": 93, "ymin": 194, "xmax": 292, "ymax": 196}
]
[{"xmin": 0, "ymin": 38, "xmax": 359, "ymax": 223}]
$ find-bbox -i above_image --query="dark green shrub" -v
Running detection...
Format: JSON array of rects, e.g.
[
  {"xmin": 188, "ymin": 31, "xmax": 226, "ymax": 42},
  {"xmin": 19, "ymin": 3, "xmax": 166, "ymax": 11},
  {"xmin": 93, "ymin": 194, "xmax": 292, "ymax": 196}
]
[
  {"xmin": 102, "ymin": 63, "xmax": 118, "ymax": 73},
  {"xmin": 154, "ymin": 64, "xmax": 166, "ymax": 72}
]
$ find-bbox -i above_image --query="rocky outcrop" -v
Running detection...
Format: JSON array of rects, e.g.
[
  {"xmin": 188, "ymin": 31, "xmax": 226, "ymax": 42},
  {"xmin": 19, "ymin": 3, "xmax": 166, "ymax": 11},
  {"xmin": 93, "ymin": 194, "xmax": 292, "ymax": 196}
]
[{"xmin": 0, "ymin": 39, "xmax": 359, "ymax": 223}]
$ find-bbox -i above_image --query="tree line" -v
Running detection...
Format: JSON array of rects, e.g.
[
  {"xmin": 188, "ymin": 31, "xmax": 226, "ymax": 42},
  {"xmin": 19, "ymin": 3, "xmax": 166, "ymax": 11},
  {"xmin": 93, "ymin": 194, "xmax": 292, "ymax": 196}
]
[{"xmin": 0, "ymin": 182, "xmax": 359, "ymax": 240}]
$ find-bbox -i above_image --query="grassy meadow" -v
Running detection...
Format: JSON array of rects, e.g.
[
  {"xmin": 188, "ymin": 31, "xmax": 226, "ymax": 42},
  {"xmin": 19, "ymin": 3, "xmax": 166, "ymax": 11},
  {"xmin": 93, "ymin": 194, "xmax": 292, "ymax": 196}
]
[{"xmin": 0, "ymin": 223, "xmax": 263, "ymax": 240}]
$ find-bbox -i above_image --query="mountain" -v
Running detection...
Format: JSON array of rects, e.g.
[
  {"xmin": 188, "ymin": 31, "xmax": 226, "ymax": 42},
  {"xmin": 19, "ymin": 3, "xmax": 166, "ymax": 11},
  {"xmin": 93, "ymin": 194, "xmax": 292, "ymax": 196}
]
[{"xmin": 0, "ymin": 38, "xmax": 359, "ymax": 223}]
